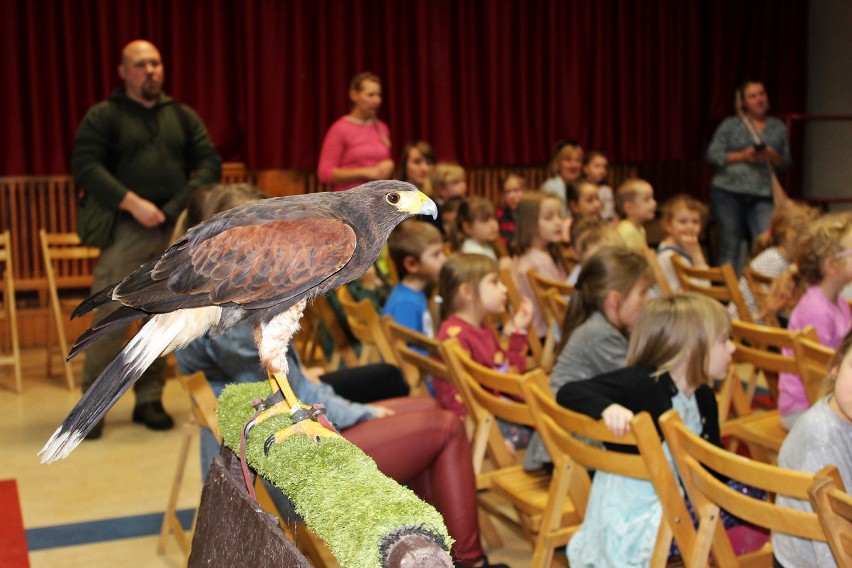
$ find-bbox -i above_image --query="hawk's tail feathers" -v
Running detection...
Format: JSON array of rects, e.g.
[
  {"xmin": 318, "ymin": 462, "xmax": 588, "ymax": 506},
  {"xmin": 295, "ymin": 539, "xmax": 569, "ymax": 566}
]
[
  {"xmin": 71, "ymin": 284, "xmax": 116, "ymax": 319},
  {"xmin": 39, "ymin": 314, "xmax": 186, "ymax": 464},
  {"xmin": 67, "ymin": 306, "xmax": 148, "ymax": 362}
]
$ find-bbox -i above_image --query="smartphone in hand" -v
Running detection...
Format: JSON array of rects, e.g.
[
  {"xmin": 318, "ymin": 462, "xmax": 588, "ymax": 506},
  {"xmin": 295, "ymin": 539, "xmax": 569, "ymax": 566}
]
[{"xmin": 753, "ymin": 143, "xmax": 766, "ymax": 152}]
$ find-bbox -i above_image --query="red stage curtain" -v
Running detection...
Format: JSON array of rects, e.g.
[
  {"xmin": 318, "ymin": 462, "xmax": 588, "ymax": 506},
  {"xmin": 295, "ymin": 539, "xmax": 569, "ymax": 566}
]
[{"xmin": 0, "ymin": 0, "xmax": 807, "ymax": 176}]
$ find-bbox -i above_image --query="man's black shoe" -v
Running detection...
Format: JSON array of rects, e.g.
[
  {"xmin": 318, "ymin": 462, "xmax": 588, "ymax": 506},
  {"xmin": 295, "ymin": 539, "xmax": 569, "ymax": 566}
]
[{"xmin": 132, "ymin": 401, "xmax": 174, "ymax": 431}]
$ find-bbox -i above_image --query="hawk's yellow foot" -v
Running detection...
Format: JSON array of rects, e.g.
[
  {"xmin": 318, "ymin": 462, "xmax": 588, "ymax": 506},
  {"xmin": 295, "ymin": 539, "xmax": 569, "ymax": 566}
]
[
  {"xmin": 244, "ymin": 372, "xmax": 311, "ymax": 434},
  {"xmin": 264, "ymin": 412, "xmax": 341, "ymax": 454}
]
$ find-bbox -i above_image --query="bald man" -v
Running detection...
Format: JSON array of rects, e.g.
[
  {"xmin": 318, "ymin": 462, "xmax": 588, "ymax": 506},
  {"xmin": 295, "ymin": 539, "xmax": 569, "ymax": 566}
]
[{"xmin": 71, "ymin": 40, "xmax": 222, "ymax": 438}]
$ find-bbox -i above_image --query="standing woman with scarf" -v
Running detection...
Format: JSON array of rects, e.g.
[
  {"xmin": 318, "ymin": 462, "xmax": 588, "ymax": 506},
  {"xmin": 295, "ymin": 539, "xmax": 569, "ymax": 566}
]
[{"xmin": 706, "ymin": 80, "xmax": 791, "ymax": 271}]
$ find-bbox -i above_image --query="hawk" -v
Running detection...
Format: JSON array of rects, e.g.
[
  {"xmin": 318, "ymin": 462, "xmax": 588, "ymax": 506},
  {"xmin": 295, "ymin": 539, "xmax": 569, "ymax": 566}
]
[{"xmin": 40, "ymin": 180, "xmax": 436, "ymax": 463}]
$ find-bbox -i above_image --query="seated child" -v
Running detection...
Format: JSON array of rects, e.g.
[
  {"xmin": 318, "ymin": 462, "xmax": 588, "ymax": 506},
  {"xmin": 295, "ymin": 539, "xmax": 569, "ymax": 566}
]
[
  {"xmin": 436, "ymin": 253, "xmax": 534, "ymax": 452},
  {"xmin": 452, "ymin": 196, "xmax": 501, "ymax": 261},
  {"xmin": 383, "ymin": 219, "xmax": 446, "ymax": 337},
  {"xmin": 582, "ymin": 150, "xmax": 615, "ymax": 222},
  {"xmin": 558, "ymin": 294, "xmax": 764, "ymax": 567},
  {"xmin": 773, "ymin": 328, "xmax": 852, "ymax": 568},
  {"xmin": 432, "ymin": 162, "xmax": 467, "ymax": 205},
  {"xmin": 524, "ymin": 245, "xmax": 652, "ymax": 471},
  {"xmin": 511, "ymin": 192, "xmax": 568, "ymax": 339},
  {"xmin": 566, "ymin": 179, "xmax": 603, "ymax": 219},
  {"xmin": 779, "ymin": 211, "xmax": 852, "ymax": 430},
  {"xmin": 439, "ymin": 195, "xmax": 465, "ymax": 237},
  {"xmin": 615, "ymin": 178, "xmax": 657, "ymax": 252},
  {"xmin": 734, "ymin": 200, "xmax": 818, "ymax": 323},
  {"xmin": 496, "ymin": 171, "xmax": 527, "ymax": 248},
  {"xmin": 656, "ymin": 194, "xmax": 709, "ymax": 293},
  {"xmin": 566, "ymin": 215, "xmax": 625, "ymax": 285}
]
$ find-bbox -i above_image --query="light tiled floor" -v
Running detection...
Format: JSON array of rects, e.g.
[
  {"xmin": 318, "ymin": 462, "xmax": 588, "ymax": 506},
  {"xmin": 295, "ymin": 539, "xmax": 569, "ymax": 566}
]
[{"xmin": 2, "ymin": 349, "xmax": 548, "ymax": 567}]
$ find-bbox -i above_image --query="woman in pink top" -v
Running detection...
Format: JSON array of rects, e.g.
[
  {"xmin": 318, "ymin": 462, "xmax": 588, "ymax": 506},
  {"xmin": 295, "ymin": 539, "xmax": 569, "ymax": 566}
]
[{"xmin": 317, "ymin": 72, "xmax": 394, "ymax": 191}]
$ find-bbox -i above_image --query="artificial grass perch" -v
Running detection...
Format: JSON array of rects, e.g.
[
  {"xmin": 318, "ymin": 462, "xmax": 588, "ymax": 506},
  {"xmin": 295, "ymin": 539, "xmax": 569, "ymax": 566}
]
[{"xmin": 219, "ymin": 382, "xmax": 452, "ymax": 568}]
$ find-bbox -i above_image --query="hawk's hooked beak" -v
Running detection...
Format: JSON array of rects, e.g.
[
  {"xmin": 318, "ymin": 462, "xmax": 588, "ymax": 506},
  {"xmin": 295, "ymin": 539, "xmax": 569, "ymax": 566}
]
[{"xmin": 398, "ymin": 190, "xmax": 438, "ymax": 220}]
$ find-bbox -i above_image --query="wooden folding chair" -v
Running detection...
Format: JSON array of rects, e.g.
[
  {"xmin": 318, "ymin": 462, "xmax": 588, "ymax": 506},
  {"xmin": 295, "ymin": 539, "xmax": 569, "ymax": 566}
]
[
  {"xmin": 382, "ymin": 318, "xmax": 445, "ymax": 396},
  {"xmin": 499, "ymin": 266, "xmax": 544, "ymax": 368},
  {"xmin": 293, "ymin": 295, "xmax": 358, "ymax": 370},
  {"xmin": 720, "ymin": 321, "xmax": 816, "ymax": 463},
  {"xmin": 441, "ymin": 339, "xmax": 582, "ymax": 561},
  {"xmin": 0, "ymin": 231, "xmax": 22, "ymax": 392},
  {"xmin": 541, "ymin": 288, "xmax": 569, "ymax": 330},
  {"xmin": 335, "ymin": 288, "xmax": 398, "ymax": 366},
  {"xmin": 660, "ymin": 409, "xmax": 839, "ymax": 567},
  {"xmin": 39, "ymin": 229, "xmax": 99, "ymax": 390},
  {"xmin": 670, "ymin": 255, "xmax": 752, "ymax": 324},
  {"xmin": 526, "ymin": 268, "xmax": 573, "ymax": 371},
  {"xmin": 525, "ymin": 383, "xmax": 698, "ymax": 568},
  {"xmin": 742, "ymin": 266, "xmax": 780, "ymax": 327},
  {"xmin": 795, "ymin": 334, "xmax": 836, "ymax": 407},
  {"xmin": 809, "ymin": 474, "xmax": 852, "ymax": 566}
]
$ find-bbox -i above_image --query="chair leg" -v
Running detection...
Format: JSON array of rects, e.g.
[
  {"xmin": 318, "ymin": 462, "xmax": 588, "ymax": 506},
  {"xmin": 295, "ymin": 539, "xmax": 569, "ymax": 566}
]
[
  {"xmin": 157, "ymin": 426, "xmax": 194, "ymax": 558},
  {"xmin": 478, "ymin": 508, "xmax": 503, "ymax": 549}
]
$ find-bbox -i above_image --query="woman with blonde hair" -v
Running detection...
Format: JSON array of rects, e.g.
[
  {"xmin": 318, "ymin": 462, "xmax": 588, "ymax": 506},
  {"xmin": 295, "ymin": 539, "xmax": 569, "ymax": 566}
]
[{"xmin": 541, "ymin": 140, "xmax": 584, "ymax": 216}]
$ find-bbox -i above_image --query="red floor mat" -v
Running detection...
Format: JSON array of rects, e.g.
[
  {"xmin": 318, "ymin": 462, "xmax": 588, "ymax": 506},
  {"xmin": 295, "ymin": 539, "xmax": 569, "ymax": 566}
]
[{"xmin": 0, "ymin": 479, "xmax": 30, "ymax": 568}]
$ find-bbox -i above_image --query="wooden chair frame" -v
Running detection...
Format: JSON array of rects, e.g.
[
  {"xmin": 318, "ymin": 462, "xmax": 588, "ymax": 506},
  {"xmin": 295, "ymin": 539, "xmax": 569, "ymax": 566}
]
[
  {"xmin": 293, "ymin": 295, "xmax": 358, "ymax": 371},
  {"xmin": 670, "ymin": 255, "xmax": 752, "ymax": 324},
  {"xmin": 441, "ymin": 339, "xmax": 582, "ymax": 562},
  {"xmin": 660, "ymin": 409, "xmax": 840, "ymax": 567},
  {"xmin": 741, "ymin": 266, "xmax": 780, "ymax": 327},
  {"xmin": 335, "ymin": 288, "xmax": 398, "ymax": 366},
  {"xmin": 809, "ymin": 474, "xmax": 852, "ymax": 566},
  {"xmin": 499, "ymin": 266, "xmax": 544, "ymax": 368},
  {"xmin": 39, "ymin": 229, "xmax": 99, "ymax": 390},
  {"xmin": 382, "ymin": 318, "xmax": 445, "ymax": 397},
  {"xmin": 719, "ymin": 321, "xmax": 817, "ymax": 463},
  {"xmin": 526, "ymin": 268, "xmax": 573, "ymax": 371},
  {"xmin": 794, "ymin": 334, "xmax": 835, "ymax": 407},
  {"xmin": 525, "ymin": 383, "xmax": 699, "ymax": 568},
  {"xmin": 0, "ymin": 231, "xmax": 22, "ymax": 392},
  {"xmin": 644, "ymin": 248, "xmax": 673, "ymax": 297}
]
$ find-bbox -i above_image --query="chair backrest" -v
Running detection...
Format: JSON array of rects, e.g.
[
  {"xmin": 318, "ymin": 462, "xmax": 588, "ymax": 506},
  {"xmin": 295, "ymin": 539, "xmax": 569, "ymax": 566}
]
[
  {"xmin": 499, "ymin": 266, "xmax": 544, "ymax": 366},
  {"xmin": 39, "ymin": 229, "xmax": 100, "ymax": 291},
  {"xmin": 382, "ymin": 318, "xmax": 446, "ymax": 395},
  {"xmin": 526, "ymin": 268, "xmax": 573, "ymax": 371},
  {"xmin": 441, "ymin": 338, "xmax": 548, "ymax": 471},
  {"xmin": 741, "ymin": 266, "xmax": 780, "ymax": 327},
  {"xmin": 295, "ymin": 295, "xmax": 358, "ymax": 370},
  {"xmin": 660, "ymin": 409, "xmax": 838, "ymax": 567},
  {"xmin": 644, "ymin": 248, "xmax": 673, "ymax": 297},
  {"xmin": 525, "ymin": 383, "xmax": 699, "ymax": 565},
  {"xmin": 542, "ymin": 288, "xmax": 569, "ymax": 329},
  {"xmin": 795, "ymin": 334, "xmax": 835, "ymax": 406},
  {"xmin": 0, "ymin": 231, "xmax": 22, "ymax": 392},
  {"xmin": 336, "ymin": 289, "xmax": 398, "ymax": 366},
  {"xmin": 809, "ymin": 474, "xmax": 852, "ymax": 566},
  {"xmin": 724, "ymin": 319, "xmax": 815, "ymax": 412},
  {"xmin": 670, "ymin": 255, "xmax": 752, "ymax": 324}
]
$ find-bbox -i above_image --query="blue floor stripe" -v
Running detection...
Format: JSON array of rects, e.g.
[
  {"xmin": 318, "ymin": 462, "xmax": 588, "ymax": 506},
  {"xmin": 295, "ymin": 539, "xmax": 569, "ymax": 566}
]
[{"xmin": 26, "ymin": 509, "xmax": 196, "ymax": 551}]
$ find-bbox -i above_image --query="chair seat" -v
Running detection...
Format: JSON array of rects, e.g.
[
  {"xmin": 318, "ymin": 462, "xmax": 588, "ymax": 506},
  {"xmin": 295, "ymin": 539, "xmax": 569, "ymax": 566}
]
[
  {"xmin": 485, "ymin": 466, "xmax": 581, "ymax": 531},
  {"xmin": 724, "ymin": 410, "xmax": 786, "ymax": 453}
]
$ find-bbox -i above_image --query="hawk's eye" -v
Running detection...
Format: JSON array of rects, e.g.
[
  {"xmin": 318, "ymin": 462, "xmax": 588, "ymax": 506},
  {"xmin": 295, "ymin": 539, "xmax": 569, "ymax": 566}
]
[{"xmin": 386, "ymin": 192, "xmax": 401, "ymax": 205}]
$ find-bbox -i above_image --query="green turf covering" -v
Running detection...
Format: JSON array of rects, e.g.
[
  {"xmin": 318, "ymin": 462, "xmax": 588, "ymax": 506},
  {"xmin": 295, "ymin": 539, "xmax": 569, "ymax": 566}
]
[{"xmin": 218, "ymin": 382, "xmax": 452, "ymax": 568}]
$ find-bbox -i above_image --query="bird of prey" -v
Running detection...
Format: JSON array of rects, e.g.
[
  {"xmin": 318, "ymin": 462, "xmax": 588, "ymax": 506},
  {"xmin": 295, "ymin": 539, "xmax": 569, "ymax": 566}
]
[{"xmin": 39, "ymin": 180, "xmax": 437, "ymax": 463}]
